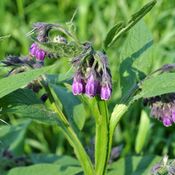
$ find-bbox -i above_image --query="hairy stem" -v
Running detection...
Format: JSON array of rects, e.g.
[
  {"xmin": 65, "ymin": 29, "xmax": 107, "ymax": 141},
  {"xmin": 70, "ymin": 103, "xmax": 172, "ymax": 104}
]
[{"xmin": 93, "ymin": 99, "xmax": 109, "ymax": 175}]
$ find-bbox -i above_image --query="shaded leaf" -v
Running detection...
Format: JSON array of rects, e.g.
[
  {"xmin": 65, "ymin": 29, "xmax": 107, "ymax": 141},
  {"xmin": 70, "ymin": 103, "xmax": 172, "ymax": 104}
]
[
  {"xmin": 50, "ymin": 84, "xmax": 86, "ymax": 130},
  {"xmin": 107, "ymin": 155, "xmax": 161, "ymax": 175},
  {"xmin": 0, "ymin": 89, "xmax": 58, "ymax": 125},
  {"xmin": 0, "ymin": 120, "xmax": 31, "ymax": 155},
  {"xmin": 30, "ymin": 154, "xmax": 80, "ymax": 166},
  {"xmin": 119, "ymin": 21, "xmax": 153, "ymax": 97}
]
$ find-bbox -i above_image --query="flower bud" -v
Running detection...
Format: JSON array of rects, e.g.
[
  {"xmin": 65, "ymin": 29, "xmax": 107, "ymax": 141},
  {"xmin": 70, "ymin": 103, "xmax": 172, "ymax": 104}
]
[
  {"xmin": 85, "ymin": 73, "xmax": 99, "ymax": 97},
  {"xmin": 35, "ymin": 49, "xmax": 46, "ymax": 61},
  {"xmin": 29, "ymin": 43, "xmax": 38, "ymax": 56},
  {"xmin": 100, "ymin": 84, "xmax": 112, "ymax": 100},
  {"xmin": 72, "ymin": 73, "xmax": 84, "ymax": 95},
  {"xmin": 162, "ymin": 117, "xmax": 172, "ymax": 127}
]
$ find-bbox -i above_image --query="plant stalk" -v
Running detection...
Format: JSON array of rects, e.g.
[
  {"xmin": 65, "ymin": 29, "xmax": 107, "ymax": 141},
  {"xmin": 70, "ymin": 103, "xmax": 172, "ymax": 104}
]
[{"xmin": 94, "ymin": 99, "xmax": 109, "ymax": 175}]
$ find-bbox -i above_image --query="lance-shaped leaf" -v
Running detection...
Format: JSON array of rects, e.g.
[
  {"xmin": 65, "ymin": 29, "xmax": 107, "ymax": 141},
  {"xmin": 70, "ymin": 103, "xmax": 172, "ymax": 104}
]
[
  {"xmin": 0, "ymin": 66, "xmax": 52, "ymax": 99},
  {"xmin": 104, "ymin": 0, "xmax": 156, "ymax": 49}
]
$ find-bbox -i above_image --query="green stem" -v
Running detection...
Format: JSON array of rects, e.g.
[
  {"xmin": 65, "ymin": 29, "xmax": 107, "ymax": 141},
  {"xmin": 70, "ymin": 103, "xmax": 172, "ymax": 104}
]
[
  {"xmin": 94, "ymin": 99, "xmax": 109, "ymax": 175},
  {"xmin": 107, "ymin": 104, "xmax": 129, "ymax": 160},
  {"xmin": 42, "ymin": 80, "xmax": 95, "ymax": 175}
]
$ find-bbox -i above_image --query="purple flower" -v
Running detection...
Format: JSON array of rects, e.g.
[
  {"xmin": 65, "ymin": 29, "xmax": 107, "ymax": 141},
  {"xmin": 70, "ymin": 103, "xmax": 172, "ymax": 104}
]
[
  {"xmin": 144, "ymin": 93, "xmax": 175, "ymax": 127},
  {"xmin": 30, "ymin": 43, "xmax": 38, "ymax": 56},
  {"xmin": 100, "ymin": 84, "xmax": 112, "ymax": 100},
  {"xmin": 85, "ymin": 73, "xmax": 99, "ymax": 97},
  {"xmin": 72, "ymin": 73, "xmax": 84, "ymax": 95},
  {"xmin": 163, "ymin": 117, "xmax": 172, "ymax": 127},
  {"xmin": 35, "ymin": 49, "xmax": 46, "ymax": 61},
  {"xmin": 172, "ymin": 109, "xmax": 175, "ymax": 122}
]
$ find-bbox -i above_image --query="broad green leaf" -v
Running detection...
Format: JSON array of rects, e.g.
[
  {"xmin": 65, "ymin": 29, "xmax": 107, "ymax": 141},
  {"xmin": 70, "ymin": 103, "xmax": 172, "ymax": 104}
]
[
  {"xmin": 135, "ymin": 73, "xmax": 175, "ymax": 99},
  {"xmin": 0, "ymin": 66, "xmax": 52, "ymax": 99},
  {"xmin": 105, "ymin": 0, "xmax": 156, "ymax": 49},
  {"xmin": 120, "ymin": 20, "xmax": 153, "ymax": 97},
  {"xmin": 50, "ymin": 84, "xmax": 86, "ymax": 130},
  {"xmin": 107, "ymin": 155, "xmax": 161, "ymax": 175},
  {"xmin": 135, "ymin": 110, "xmax": 150, "ymax": 154},
  {"xmin": 7, "ymin": 163, "xmax": 82, "ymax": 175},
  {"xmin": 0, "ymin": 120, "xmax": 31, "ymax": 155}
]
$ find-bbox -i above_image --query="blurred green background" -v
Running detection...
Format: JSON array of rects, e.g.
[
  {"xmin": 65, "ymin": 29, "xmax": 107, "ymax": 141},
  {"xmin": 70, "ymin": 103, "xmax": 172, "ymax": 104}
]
[{"xmin": 1, "ymin": 0, "xmax": 175, "ymax": 167}]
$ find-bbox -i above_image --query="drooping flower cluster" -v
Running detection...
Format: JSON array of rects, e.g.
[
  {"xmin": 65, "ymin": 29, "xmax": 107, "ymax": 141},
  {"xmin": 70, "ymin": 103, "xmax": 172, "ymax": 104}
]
[
  {"xmin": 72, "ymin": 46, "xmax": 112, "ymax": 100},
  {"xmin": 144, "ymin": 93, "xmax": 175, "ymax": 127}
]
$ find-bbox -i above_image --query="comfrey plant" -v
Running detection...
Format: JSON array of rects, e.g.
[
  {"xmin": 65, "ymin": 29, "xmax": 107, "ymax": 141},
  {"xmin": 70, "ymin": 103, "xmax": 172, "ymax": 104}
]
[{"xmin": 2, "ymin": 0, "xmax": 175, "ymax": 175}]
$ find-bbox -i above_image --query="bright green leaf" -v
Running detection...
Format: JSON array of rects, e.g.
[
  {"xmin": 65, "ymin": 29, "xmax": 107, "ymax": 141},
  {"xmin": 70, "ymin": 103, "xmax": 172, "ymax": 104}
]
[
  {"xmin": 105, "ymin": 0, "xmax": 156, "ymax": 48},
  {"xmin": 135, "ymin": 73, "xmax": 175, "ymax": 99},
  {"xmin": 0, "ymin": 66, "xmax": 52, "ymax": 99},
  {"xmin": 135, "ymin": 110, "xmax": 150, "ymax": 154},
  {"xmin": 7, "ymin": 163, "xmax": 82, "ymax": 175},
  {"xmin": 104, "ymin": 22, "xmax": 124, "ymax": 49}
]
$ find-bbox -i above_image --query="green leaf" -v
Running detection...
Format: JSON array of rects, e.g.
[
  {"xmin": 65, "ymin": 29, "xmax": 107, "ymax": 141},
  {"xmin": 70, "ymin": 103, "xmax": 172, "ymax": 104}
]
[
  {"xmin": 105, "ymin": 0, "xmax": 156, "ymax": 48},
  {"xmin": 7, "ymin": 163, "xmax": 82, "ymax": 175},
  {"xmin": 135, "ymin": 110, "xmax": 150, "ymax": 154},
  {"xmin": 135, "ymin": 73, "xmax": 175, "ymax": 99},
  {"xmin": 0, "ymin": 89, "xmax": 41, "ymax": 107},
  {"xmin": 30, "ymin": 154, "xmax": 80, "ymax": 166},
  {"xmin": 107, "ymin": 155, "xmax": 161, "ymax": 175},
  {"xmin": 119, "ymin": 20, "xmax": 153, "ymax": 97},
  {"xmin": 49, "ymin": 84, "xmax": 86, "ymax": 130},
  {"xmin": 0, "ymin": 35, "xmax": 11, "ymax": 40},
  {"xmin": 0, "ymin": 120, "xmax": 31, "ymax": 155},
  {"xmin": 7, "ymin": 104, "xmax": 58, "ymax": 125},
  {"xmin": 46, "ymin": 72, "xmax": 73, "ymax": 85},
  {"xmin": 0, "ymin": 66, "xmax": 52, "ymax": 99},
  {"xmin": 104, "ymin": 22, "xmax": 124, "ymax": 49},
  {"xmin": 0, "ymin": 89, "xmax": 58, "ymax": 125}
]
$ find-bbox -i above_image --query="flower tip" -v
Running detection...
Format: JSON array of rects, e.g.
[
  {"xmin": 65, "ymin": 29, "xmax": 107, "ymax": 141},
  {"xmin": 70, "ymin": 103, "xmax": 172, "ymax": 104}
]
[
  {"xmin": 85, "ymin": 73, "xmax": 99, "ymax": 97},
  {"xmin": 162, "ymin": 117, "xmax": 172, "ymax": 127},
  {"xmin": 30, "ymin": 43, "xmax": 38, "ymax": 56},
  {"xmin": 72, "ymin": 79, "xmax": 84, "ymax": 95},
  {"xmin": 35, "ymin": 49, "xmax": 46, "ymax": 61},
  {"xmin": 100, "ymin": 85, "xmax": 112, "ymax": 100}
]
